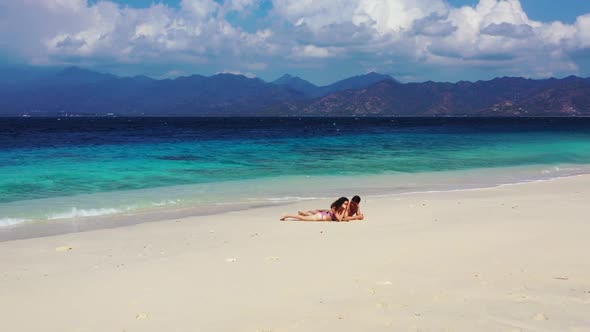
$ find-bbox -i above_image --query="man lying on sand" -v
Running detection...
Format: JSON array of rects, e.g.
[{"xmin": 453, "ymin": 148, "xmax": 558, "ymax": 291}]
[
  {"xmin": 280, "ymin": 195, "xmax": 364, "ymax": 222},
  {"xmin": 299, "ymin": 195, "xmax": 364, "ymax": 221}
]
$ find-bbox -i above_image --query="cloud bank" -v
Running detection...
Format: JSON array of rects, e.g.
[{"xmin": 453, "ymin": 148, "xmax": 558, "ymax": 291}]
[{"xmin": 1, "ymin": 0, "xmax": 590, "ymax": 82}]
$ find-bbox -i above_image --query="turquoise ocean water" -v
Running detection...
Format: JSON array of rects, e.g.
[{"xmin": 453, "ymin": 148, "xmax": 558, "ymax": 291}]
[{"xmin": 2, "ymin": 117, "xmax": 590, "ymax": 228}]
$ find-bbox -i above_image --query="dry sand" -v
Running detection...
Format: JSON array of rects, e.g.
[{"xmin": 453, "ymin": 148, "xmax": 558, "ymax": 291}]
[{"xmin": 1, "ymin": 175, "xmax": 590, "ymax": 331}]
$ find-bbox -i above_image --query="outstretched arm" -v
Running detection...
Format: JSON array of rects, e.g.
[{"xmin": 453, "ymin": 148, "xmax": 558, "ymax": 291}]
[
  {"xmin": 343, "ymin": 214, "xmax": 364, "ymax": 221},
  {"xmin": 343, "ymin": 207, "xmax": 364, "ymax": 221}
]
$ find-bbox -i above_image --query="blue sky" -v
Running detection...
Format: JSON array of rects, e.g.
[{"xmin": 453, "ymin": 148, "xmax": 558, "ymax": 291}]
[{"xmin": 3, "ymin": 0, "xmax": 590, "ymax": 85}]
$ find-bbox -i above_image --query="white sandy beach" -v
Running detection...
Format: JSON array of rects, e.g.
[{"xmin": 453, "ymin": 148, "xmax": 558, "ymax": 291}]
[{"xmin": 1, "ymin": 175, "xmax": 590, "ymax": 331}]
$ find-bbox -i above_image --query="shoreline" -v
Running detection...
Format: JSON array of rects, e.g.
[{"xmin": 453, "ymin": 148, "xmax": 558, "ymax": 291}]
[
  {"xmin": 3, "ymin": 163, "xmax": 590, "ymax": 242},
  {"xmin": 1, "ymin": 172, "xmax": 589, "ymax": 331}
]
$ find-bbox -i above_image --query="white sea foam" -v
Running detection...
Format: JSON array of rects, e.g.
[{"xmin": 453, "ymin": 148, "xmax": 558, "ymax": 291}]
[
  {"xmin": 0, "ymin": 218, "xmax": 31, "ymax": 227},
  {"xmin": 48, "ymin": 208, "xmax": 121, "ymax": 220},
  {"xmin": 265, "ymin": 196, "xmax": 321, "ymax": 202},
  {"xmin": 150, "ymin": 199, "xmax": 181, "ymax": 207}
]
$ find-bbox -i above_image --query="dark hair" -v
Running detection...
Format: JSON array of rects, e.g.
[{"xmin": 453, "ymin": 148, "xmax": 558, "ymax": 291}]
[
  {"xmin": 330, "ymin": 197, "xmax": 349, "ymax": 209},
  {"xmin": 351, "ymin": 195, "xmax": 361, "ymax": 203}
]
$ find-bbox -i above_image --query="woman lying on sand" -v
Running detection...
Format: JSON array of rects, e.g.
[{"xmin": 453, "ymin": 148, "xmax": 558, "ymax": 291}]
[
  {"xmin": 280, "ymin": 196, "xmax": 359, "ymax": 222},
  {"xmin": 298, "ymin": 195, "xmax": 364, "ymax": 221}
]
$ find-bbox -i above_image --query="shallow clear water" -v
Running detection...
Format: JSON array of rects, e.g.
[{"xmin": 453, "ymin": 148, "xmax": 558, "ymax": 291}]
[{"xmin": 2, "ymin": 117, "xmax": 590, "ymax": 226}]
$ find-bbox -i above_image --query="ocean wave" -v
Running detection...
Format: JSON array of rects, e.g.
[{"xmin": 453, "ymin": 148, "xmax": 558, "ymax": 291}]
[
  {"xmin": 48, "ymin": 207, "xmax": 121, "ymax": 220},
  {"xmin": 539, "ymin": 165, "xmax": 589, "ymax": 174},
  {"xmin": 150, "ymin": 199, "xmax": 181, "ymax": 207},
  {"xmin": 0, "ymin": 218, "xmax": 31, "ymax": 227},
  {"xmin": 265, "ymin": 196, "xmax": 321, "ymax": 202}
]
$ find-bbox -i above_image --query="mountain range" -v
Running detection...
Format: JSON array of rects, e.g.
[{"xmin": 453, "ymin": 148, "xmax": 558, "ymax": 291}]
[{"xmin": 0, "ymin": 66, "xmax": 589, "ymax": 116}]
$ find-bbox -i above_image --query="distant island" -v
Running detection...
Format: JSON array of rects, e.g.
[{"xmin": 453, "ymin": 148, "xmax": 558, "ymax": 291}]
[{"xmin": 0, "ymin": 66, "xmax": 589, "ymax": 117}]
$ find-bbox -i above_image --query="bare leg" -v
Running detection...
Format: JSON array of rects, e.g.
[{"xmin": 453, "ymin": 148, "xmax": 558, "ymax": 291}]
[
  {"xmin": 298, "ymin": 209, "xmax": 321, "ymax": 216},
  {"xmin": 280, "ymin": 213, "xmax": 326, "ymax": 221},
  {"xmin": 298, "ymin": 209, "xmax": 328, "ymax": 216}
]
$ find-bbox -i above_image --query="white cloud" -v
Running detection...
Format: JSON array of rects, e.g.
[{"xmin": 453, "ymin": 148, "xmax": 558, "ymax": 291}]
[
  {"xmin": 224, "ymin": 0, "xmax": 257, "ymax": 12},
  {"xmin": 268, "ymin": 0, "xmax": 590, "ymax": 78},
  {"xmin": 0, "ymin": 0, "xmax": 276, "ymax": 69},
  {"xmin": 1, "ymin": 0, "xmax": 590, "ymax": 81},
  {"xmin": 353, "ymin": 0, "xmax": 450, "ymax": 34},
  {"xmin": 481, "ymin": 22, "xmax": 534, "ymax": 39},
  {"xmin": 293, "ymin": 44, "xmax": 335, "ymax": 58},
  {"xmin": 34, "ymin": 0, "xmax": 87, "ymax": 12},
  {"xmin": 180, "ymin": 0, "xmax": 219, "ymax": 19},
  {"xmin": 475, "ymin": 0, "xmax": 531, "ymax": 26},
  {"xmin": 575, "ymin": 14, "xmax": 590, "ymax": 48},
  {"xmin": 272, "ymin": 0, "xmax": 360, "ymax": 30},
  {"xmin": 411, "ymin": 15, "xmax": 457, "ymax": 37}
]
